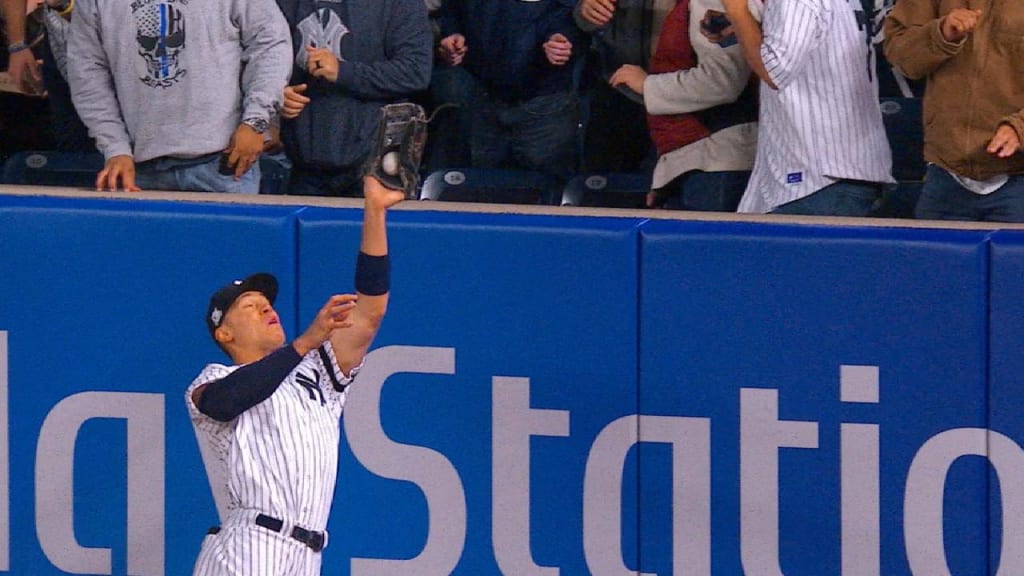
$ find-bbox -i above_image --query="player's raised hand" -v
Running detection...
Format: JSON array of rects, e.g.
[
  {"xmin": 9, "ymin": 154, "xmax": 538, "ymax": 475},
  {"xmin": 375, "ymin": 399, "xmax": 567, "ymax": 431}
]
[
  {"xmin": 294, "ymin": 294, "xmax": 359, "ymax": 355},
  {"xmin": 941, "ymin": 8, "xmax": 981, "ymax": 43},
  {"xmin": 363, "ymin": 175, "xmax": 406, "ymax": 211}
]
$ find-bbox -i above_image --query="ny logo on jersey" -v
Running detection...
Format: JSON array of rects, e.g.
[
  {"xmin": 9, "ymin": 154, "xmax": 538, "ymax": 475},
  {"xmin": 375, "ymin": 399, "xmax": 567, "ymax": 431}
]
[
  {"xmin": 295, "ymin": 371, "xmax": 326, "ymax": 406},
  {"xmin": 852, "ymin": 0, "xmax": 888, "ymax": 82}
]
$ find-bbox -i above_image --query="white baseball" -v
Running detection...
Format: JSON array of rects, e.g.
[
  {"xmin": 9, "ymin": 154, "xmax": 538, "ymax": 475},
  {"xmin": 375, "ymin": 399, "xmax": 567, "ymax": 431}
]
[{"xmin": 382, "ymin": 151, "xmax": 400, "ymax": 176}]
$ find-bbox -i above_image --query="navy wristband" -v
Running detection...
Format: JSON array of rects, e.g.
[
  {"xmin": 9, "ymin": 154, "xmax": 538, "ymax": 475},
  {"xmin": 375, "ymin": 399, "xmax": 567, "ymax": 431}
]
[
  {"xmin": 355, "ymin": 252, "xmax": 390, "ymax": 295},
  {"xmin": 7, "ymin": 41, "xmax": 30, "ymax": 54}
]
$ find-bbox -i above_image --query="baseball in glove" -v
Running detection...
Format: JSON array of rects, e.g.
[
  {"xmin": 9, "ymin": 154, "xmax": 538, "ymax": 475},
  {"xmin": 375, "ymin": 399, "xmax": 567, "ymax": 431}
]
[{"xmin": 363, "ymin": 102, "xmax": 429, "ymax": 199}]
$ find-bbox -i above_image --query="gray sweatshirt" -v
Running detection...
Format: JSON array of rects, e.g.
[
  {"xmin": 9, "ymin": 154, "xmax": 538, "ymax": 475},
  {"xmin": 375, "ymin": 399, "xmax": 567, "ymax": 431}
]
[{"xmin": 68, "ymin": 0, "xmax": 292, "ymax": 162}]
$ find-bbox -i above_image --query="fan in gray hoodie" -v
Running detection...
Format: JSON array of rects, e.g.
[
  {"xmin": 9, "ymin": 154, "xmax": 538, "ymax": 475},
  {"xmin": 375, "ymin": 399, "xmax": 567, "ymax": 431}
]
[{"xmin": 68, "ymin": 0, "xmax": 292, "ymax": 192}]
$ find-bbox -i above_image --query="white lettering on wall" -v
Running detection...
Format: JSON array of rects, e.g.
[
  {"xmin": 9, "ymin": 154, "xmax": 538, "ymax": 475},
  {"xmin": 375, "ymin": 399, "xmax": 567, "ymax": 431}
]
[
  {"xmin": 841, "ymin": 365, "xmax": 880, "ymax": 576},
  {"xmin": 345, "ymin": 345, "xmax": 466, "ymax": 576},
  {"xmin": 35, "ymin": 391, "xmax": 165, "ymax": 575},
  {"xmin": 740, "ymin": 388, "xmax": 819, "ymax": 576},
  {"xmin": 492, "ymin": 376, "xmax": 569, "ymax": 575},
  {"xmin": 904, "ymin": 428, "xmax": 1024, "ymax": 576}
]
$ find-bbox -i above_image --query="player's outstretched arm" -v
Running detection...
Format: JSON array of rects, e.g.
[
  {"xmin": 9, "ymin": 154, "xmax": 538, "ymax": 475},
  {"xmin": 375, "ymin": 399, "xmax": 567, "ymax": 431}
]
[{"xmin": 330, "ymin": 176, "xmax": 405, "ymax": 374}]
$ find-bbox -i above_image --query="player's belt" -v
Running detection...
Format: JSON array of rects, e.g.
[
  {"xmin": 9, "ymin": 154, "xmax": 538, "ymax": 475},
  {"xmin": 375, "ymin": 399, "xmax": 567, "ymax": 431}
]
[
  {"xmin": 255, "ymin": 514, "xmax": 326, "ymax": 553},
  {"xmin": 206, "ymin": 514, "xmax": 326, "ymax": 553}
]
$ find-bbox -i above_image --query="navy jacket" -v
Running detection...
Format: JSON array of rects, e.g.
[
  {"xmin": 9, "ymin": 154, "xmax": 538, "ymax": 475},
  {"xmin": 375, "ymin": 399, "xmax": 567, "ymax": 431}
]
[
  {"xmin": 277, "ymin": 0, "xmax": 432, "ymax": 170},
  {"xmin": 439, "ymin": 0, "xmax": 583, "ymax": 102}
]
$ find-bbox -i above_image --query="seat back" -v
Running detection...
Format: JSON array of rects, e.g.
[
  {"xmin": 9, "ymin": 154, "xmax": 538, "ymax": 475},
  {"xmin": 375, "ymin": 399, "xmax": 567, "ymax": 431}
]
[
  {"xmin": 880, "ymin": 97, "xmax": 925, "ymax": 181},
  {"xmin": 561, "ymin": 172, "xmax": 651, "ymax": 208},
  {"xmin": 1, "ymin": 150, "xmax": 104, "ymax": 188},
  {"xmin": 420, "ymin": 168, "xmax": 562, "ymax": 205}
]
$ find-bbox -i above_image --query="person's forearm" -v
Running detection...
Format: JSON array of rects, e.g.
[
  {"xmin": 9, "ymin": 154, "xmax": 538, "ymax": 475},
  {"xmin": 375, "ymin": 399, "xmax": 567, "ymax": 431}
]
[
  {"xmin": 360, "ymin": 205, "xmax": 388, "ymax": 257},
  {"xmin": 728, "ymin": 7, "xmax": 775, "ymax": 89},
  {"xmin": 2, "ymin": 0, "xmax": 28, "ymax": 43},
  {"xmin": 353, "ymin": 203, "xmax": 389, "ymax": 324}
]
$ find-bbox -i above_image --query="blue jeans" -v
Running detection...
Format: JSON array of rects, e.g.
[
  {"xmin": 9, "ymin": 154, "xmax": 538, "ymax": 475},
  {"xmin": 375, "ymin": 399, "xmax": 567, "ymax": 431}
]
[
  {"xmin": 134, "ymin": 153, "xmax": 259, "ymax": 194},
  {"xmin": 469, "ymin": 82, "xmax": 579, "ymax": 185},
  {"xmin": 772, "ymin": 180, "xmax": 881, "ymax": 216},
  {"xmin": 915, "ymin": 164, "xmax": 1024, "ymax": 222},
  {"xmin": 661, "ymin": 170, "xmax": 750, "ymax": 212}
]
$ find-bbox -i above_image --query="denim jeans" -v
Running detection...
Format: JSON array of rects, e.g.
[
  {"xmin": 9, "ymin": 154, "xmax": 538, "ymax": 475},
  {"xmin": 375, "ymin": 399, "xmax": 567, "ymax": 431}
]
[
  {"xmin": 134, "ymin": 153, "xmax": 260, "ymax": 194},
  {"xmin": 662, "ymin": 170, "xmax": 751, "ymax": 212},
  {"xmin": 469, "ymin": 82, "xmax": 579, "ymax": 185},
  {"xmin": 915, "ymin": 164, "xmax": 1024, "ymax": 222},
  {"xmin": 772, "ymin": 180, "xmax": 881, "ymax": 217}
]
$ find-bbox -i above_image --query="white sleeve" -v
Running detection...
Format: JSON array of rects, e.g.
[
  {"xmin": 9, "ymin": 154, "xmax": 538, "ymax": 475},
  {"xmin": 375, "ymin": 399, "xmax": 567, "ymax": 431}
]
[
  {"xmin": 316, "ymin": 342, "xmax": 364, "ymax": 408},
  {"xmin": 643, "ymin": 0, "xmax": 754, "ymax": 116},
  {"xmin": 185, "ymin": 363, "xmax": 236, "ymax": 425},
  {"xmin": 760, "ymin": 0, "xmax": 828, "ymax": 90}
]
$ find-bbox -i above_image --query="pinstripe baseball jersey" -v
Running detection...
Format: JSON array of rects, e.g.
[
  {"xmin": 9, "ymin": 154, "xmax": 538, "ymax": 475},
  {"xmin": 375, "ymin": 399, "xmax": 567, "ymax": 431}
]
[
  {"xmin": 186, "ymin": 341, "xmax": 358, "ymax": 534},
  {"xmin": 737, "ymin": 0, "xmax": 894, "ymax": 213}
]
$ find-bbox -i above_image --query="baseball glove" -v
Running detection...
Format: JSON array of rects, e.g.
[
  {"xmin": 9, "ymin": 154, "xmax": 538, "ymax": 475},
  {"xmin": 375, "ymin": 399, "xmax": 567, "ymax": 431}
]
[{"xmin": 363, "ymin": 102, "xmax": 429, "ymax": 199}]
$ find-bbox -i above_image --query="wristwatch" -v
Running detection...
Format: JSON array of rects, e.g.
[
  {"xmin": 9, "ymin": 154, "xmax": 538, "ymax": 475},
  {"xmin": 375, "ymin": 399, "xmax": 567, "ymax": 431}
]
[{"xmin": 241, "ymin": 117, "xmax": 269, "ymax": 134}]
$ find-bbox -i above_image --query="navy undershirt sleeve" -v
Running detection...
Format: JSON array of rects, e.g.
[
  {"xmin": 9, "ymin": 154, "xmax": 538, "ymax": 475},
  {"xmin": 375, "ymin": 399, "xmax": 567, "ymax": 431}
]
[{"xmin": 196, "ymin": 345, "xmax": 303, "ymax": 422}]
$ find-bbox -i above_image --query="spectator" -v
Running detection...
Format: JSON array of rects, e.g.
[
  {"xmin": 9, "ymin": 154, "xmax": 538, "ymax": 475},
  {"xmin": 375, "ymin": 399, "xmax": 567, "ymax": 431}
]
[
  {"xmin": 575, "ymin": 0, "xmax": 675, "ymax": 173},
  {"xmin": 67, "ymin": 0, "xmax": 291, "ymax": 192},
  {"xmin": 723, "ymin": 0, "xmax": 894, "ymax": 216},
  {"xmin": 3, "ymin": 0, "xmax": 91, "ymax": 153},
  {"xmin": 422, "ymin": 0, "xmax": 473, "ymax": 173},
  {"xmin": 278, "ymin": 0, "xmax": 432, "ymax": 198},
  {"xmin": 610, "ymin": 0, "xmax": 758, "ymax": 211},
  {"xmin": 2, "ymin": 0, "xmax": 44, "ymax": 95},
  {"xmin": 884, "ymin": 3, "xmax": 1024, "ymax": 222},
  {"xmin": 0, "ymin": 2, "xmax": 50, "ymax": 158},
  {"xmin": 438, "ymin": 0, "xmax": 584, "ymax": 200}
]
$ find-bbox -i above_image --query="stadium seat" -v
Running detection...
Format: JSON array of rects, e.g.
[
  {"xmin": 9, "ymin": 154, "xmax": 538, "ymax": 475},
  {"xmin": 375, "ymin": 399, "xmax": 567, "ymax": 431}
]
[
  {"xmin": 880, "ymin": 97, "xmax": 925, "ymax": 182},
  {"xmin": 1, "ymin": 150, "xmax": 294, "ymax": 194},
  {"xmin": 419, "ymin": 168, "xmax": 562, "ymax": 205},
  {"xmin": 560, "ymin": 172, "xmax": 651, "ymax": 208},
  {"xmin": 0, "ymin": 150, "xmax": 104, "ymax": 188}
]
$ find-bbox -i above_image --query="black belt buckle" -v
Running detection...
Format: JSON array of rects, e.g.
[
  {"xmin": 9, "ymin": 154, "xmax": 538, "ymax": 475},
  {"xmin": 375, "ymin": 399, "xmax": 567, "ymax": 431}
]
[
  {"xmin": 291, "ymin": 525, "xmax": 325, "ymax": 553},
  {"xmin": 255, "ymin": 513, "xmax": 324, "ymax": 552}
]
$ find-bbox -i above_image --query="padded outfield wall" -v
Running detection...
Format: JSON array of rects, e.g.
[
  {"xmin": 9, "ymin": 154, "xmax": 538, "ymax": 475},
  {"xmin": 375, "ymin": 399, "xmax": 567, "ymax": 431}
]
[{"xmin": 0, "ymin": 189, "xmax": 1021, "ymax": 575}]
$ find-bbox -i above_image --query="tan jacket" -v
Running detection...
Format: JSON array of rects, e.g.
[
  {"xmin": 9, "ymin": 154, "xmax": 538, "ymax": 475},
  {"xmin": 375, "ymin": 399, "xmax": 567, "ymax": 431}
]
[{"xmin": 884, "ymin": 0, "xmax": 1024, "ymax": 179}]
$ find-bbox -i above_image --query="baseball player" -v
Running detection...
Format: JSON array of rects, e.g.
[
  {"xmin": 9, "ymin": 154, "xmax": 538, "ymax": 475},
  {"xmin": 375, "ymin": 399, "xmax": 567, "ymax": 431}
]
[{"xmin": 186, "ymin": 175, "xmax": 405, "ymax": 576}]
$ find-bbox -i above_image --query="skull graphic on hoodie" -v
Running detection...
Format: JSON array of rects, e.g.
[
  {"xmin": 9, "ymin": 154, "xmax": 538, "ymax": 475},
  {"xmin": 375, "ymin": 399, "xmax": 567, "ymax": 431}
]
[{"xmin": 136, "ymin": 3, "xmax": 187, "ymax": 87}]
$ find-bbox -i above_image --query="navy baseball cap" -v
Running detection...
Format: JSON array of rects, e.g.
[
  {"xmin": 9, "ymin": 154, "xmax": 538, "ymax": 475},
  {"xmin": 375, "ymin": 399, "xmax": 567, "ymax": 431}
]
[{"xmin": 206, "ymin": 273, "xmax": 278, "ymax": 336}]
